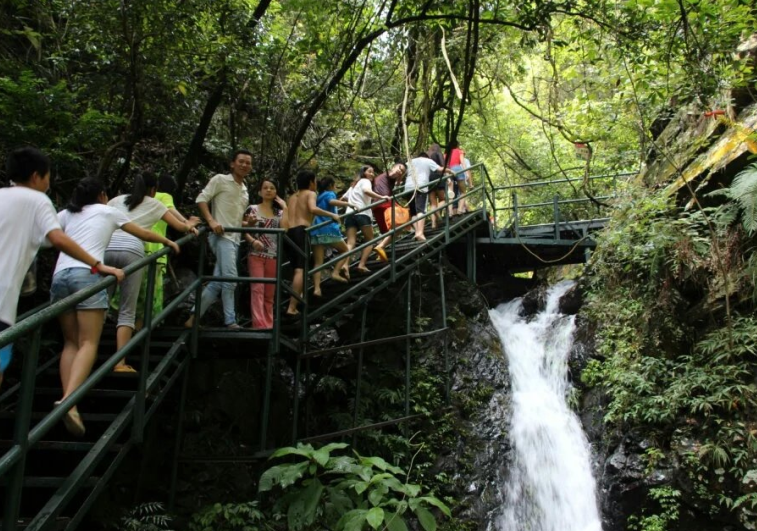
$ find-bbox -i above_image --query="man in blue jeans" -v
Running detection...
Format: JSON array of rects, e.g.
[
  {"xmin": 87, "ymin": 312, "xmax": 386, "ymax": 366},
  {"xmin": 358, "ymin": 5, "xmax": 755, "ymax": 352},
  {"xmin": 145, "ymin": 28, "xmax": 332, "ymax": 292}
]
[{"xmin": 185, "ymin": 149, "xmax": 251, "ymax": 329}]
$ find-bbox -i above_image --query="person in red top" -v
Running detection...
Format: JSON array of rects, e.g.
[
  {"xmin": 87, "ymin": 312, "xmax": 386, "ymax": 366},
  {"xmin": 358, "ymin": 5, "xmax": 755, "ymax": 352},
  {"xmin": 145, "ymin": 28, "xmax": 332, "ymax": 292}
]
[
  {"xmin": 371, "ymin": 162, "xmax": 406, "ymax": 234},
  {"xmin": 445, "ymin": 141, "xmax": 467, "ymax": 215}
]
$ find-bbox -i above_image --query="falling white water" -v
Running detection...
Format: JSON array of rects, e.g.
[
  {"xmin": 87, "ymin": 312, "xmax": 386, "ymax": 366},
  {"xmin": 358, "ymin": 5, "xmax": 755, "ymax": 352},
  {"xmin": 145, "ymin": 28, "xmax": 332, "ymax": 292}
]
[{"xmin": 489, "ymin": 281, "xmax": 602, "ymax": 531}]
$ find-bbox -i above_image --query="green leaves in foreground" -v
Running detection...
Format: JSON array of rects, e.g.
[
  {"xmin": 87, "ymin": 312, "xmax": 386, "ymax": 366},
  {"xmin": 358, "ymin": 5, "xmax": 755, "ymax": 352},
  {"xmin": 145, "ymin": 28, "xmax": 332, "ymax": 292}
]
[{"xmin": 259, "ymin": 443, "xmax": 450, "ymax": 531}]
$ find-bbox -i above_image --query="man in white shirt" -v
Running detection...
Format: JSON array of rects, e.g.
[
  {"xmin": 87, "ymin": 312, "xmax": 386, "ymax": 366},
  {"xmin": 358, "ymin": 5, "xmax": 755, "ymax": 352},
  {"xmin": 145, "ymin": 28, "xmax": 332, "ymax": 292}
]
[
  {"xmin": 186, "ymin": 149, "xmax": 251, "ymax": 329},
  {"xmin": 404, "ymin": 154, "xmax": 453, "ymax": 241},
  {"xmin": 0, "ymin": 147, "xmax": 124, "ymax": 388}
]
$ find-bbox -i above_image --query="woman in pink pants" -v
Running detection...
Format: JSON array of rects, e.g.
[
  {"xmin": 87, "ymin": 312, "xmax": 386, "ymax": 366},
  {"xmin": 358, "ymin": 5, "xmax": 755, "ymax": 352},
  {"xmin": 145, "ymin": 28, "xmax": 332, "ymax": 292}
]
[{"xmin": 244, "ymin": 179, "xmax": 288, "ymax": 329}]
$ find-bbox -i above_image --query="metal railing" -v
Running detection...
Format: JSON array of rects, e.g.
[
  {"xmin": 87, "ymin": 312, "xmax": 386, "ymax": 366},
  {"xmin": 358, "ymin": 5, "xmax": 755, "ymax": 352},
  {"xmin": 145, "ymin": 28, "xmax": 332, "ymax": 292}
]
[
  {"xmin": 481, "ymin": 171, "xmax": 636, "ymax": 239},
  {"xmin": 0, "ymin": 165, "xmax": 493, "ymax": 529}
]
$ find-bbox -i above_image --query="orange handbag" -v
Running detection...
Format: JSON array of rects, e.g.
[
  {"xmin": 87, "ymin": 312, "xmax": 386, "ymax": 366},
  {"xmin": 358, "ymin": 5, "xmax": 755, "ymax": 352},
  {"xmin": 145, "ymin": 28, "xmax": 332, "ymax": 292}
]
[{"xmin": 384, "ymin": 203, "xmax": 411, "ymax": 229}]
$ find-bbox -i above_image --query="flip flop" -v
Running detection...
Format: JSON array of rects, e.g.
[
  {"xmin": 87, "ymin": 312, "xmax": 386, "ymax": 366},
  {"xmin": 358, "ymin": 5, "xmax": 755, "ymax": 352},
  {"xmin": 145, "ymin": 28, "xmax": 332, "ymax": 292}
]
[
  {"xmin": 375, "ymin": 248, "xmax": 388, "ymax": 262},
  {"xmin": 55, "ymin": 401, "xmax": 86, "ymax": 437}
]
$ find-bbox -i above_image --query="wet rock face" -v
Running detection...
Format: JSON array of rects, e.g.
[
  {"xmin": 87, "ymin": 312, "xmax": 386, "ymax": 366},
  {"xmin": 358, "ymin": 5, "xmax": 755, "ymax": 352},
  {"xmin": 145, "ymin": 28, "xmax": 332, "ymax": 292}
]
[
  {"xmin": 570, "ymin": 317, "xmax": 751, "ymax": 531},
  {"xmin": 420, "ymin": 272, "xmax": 514, "ymax": 526}
]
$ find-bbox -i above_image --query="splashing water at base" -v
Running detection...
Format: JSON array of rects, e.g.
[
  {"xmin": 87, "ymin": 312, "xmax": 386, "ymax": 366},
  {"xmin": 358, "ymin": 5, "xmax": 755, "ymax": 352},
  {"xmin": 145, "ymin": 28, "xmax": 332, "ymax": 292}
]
[{"xmin": 489, "ymin": 281, "xmax": 602, "ymax": 531}]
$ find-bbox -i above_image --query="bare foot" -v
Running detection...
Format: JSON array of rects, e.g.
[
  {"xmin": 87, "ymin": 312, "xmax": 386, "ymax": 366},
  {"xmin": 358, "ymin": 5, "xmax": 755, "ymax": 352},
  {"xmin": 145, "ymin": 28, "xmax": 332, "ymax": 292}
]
[
  {"xmin": 341, "ymin": 265, "xmax": 351, "ymax": 279},
  {"xmin": 313, "ymin": 289, "xmax": 322, "ymax": 297},
  {"xmin": 413, "ymin": 235, "xmax": 427, "ymax": 242},
  {"xmin": 355, "ymin": 266, "xmax": 371, "ymax": 274},
  {"xmin": 184, "ymin": 315, "xmax": 194, "ymax": 329},
  {"xmin": 331, "ymin": 274, "xmax": 348, "ymax": 283}
]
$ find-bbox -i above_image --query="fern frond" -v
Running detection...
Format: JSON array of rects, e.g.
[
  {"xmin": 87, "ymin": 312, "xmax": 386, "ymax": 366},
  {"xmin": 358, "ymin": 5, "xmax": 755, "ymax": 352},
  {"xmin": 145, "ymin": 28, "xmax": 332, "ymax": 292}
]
[{"xmin": 730, "ymin": 162, "xmax": 757, "ymax": 234}]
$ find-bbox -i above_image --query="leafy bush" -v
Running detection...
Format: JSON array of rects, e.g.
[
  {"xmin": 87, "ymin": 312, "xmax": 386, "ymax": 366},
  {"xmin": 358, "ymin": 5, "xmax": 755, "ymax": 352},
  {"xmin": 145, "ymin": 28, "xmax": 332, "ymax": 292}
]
[
  {"xmin": 258, "ymin": 442, "xmax": 450, "ymax": 531},
  {"xmin": 116, "ymin": 502, "xmax": 173, "ymax": 531},
  {"xmin": 189, "ymin": 501, "xmax": 270, "ymax": 531}
]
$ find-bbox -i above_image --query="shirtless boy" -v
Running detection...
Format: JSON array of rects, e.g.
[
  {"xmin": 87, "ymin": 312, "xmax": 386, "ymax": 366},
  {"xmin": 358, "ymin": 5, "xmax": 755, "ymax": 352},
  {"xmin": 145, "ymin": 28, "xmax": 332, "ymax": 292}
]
[{"xmin": 286, "ymin": 170, "xmax": 340, "ymax": 316}]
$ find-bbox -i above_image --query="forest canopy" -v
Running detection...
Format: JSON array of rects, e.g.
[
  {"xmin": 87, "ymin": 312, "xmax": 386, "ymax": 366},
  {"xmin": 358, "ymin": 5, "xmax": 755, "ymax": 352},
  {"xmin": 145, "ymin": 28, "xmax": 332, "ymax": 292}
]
[{"xmin": 0, "ymin": 0, "xmax": 754, "ymax": 202}]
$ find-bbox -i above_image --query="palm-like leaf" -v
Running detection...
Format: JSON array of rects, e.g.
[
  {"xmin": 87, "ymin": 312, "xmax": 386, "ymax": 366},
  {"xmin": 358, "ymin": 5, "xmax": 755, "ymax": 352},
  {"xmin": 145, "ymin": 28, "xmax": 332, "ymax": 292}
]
[{"xmin": 730, "ymin": 162, "xmax": 757, "ymax": 234}]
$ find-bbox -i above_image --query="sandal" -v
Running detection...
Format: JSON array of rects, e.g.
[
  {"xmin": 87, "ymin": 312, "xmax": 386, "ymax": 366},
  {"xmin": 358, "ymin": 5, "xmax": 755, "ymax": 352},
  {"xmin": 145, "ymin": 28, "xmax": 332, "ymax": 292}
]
[
  {"xmin": 113, "ymin": 364, "xmax": 138, "ymax": 373},
  {"xmin": 375, "ymin": 248, "xmax": 388, "ymax": 262},
  {"xmin": 55, "ymin": 401, "xmax": 86, "ymax": 437}
]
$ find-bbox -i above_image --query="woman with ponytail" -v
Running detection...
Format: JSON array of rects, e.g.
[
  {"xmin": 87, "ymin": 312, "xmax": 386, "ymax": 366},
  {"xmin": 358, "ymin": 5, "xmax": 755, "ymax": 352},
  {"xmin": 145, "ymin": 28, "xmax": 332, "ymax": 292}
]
[
  {"xmin": 52, "ymin": 177, "xmax": 179, "ymax": 436},
  {"xmin": 105, "ymin": 171, "xmax": 199, "ymax": 371}
]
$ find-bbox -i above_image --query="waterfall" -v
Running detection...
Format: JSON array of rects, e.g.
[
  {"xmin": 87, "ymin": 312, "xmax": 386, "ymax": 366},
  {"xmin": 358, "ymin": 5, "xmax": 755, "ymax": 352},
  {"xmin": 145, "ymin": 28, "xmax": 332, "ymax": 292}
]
[{"xmin": 489, "ymin": 281, "xmax": 602, "ymax": 531}]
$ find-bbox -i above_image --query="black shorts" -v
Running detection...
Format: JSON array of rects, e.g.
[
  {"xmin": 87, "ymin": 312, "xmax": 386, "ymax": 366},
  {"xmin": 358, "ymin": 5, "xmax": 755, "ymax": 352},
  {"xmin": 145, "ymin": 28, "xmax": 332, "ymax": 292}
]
[
  {"xmin": 408, "ymin": 192, "xmax": 428, "ymax": 217},
  {"xmin": 344, "ymin": 213, "xmax": 372, "ymax": 230},
  {"xmin": 286, "ymin": 226, "xmax": 309, "ymax": 270}
]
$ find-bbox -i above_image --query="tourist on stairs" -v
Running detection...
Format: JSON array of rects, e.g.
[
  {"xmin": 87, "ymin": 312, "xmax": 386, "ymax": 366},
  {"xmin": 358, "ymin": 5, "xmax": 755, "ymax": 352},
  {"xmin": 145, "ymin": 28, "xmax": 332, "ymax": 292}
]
[
  {"xmin": 285, "ymin": 170, "xmax": 340, "ymax": 316},
  {"xmin": 0, "ymin": 148, "xmax": 124, "ymax": 391},
  {"xmin": 311, "ymin": 177, "xmax": 353, "ymax": 297},
  {"xmin": 244, "ymin": 178, "xmax": 288, "ymax": 330},
  {"xmin": 105, "ymin": 172, "xmax": 196, "ymax": 372},
  {"xmin": 53, "ymin": 178, "xmax": 176, "ymax": 436},
  {"xmin": 372, "ymin": 162, "xmax": 406, "ymax": 259},
  {"xmin": 404, "ymin": 154, "xmax": 453, "ymax": 242},
  {"xmin": 185, "ymin": 149, "xmax": 252, "ymax": 330},
  {"xmin": 344, "ymin": 165, "xmax": 390, "ymax": 272}
]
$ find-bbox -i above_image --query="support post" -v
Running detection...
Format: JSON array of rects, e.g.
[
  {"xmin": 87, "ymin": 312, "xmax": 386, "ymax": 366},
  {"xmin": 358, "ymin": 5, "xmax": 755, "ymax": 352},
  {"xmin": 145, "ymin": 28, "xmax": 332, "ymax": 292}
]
[
  {"xmin": 133, "ymin": 260, "xmax": 157, "ymax": 443},
  {"xmin": 261, "ymin": 231, "xmax": 283, "ymax": 450},
  {"xmin": 438, "ymin": 256, "xmax": 450, "ymax": 404},
  {"xmin": 466, "ymin": 232, "xmax": 477, "ymax": 283},
  {"xmin": 444, "ymin": 177, "xmax": 450, "ymax": 245},
  {"xmin": 352, "ymin": 303, "xmax": 369, "ymax": 447},
  {"xmin": 390, "ymin": 200, "xmax": 397, "ymax": 283},
  {"xmin": 512, "ymin": 192, "xmax": 520, "ymax": 237},
  {"xmin": 404, "ymin": 274, "xmax": 412, "ymax": 436},
  {"xmin": 553, "ymin": 194, "xmax": 560, "ymax": 241},
  {"xmin": 190, "ymin": 235, "xmax": 207, "ymax": 359},
  {"xmin": 169, "ymin": 356, "xmax": 190, "ymax": 510},
  {"xmin": 2, "ymin": 327, "xmax": 41, "ymax": 531}
]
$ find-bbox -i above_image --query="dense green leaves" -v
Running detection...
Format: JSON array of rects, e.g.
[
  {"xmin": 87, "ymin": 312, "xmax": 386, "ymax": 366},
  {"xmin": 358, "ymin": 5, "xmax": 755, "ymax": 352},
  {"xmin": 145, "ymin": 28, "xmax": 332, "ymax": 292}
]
[{"xmin": 258, "ymin": 442, "xmax": 449, "ymax": 531}]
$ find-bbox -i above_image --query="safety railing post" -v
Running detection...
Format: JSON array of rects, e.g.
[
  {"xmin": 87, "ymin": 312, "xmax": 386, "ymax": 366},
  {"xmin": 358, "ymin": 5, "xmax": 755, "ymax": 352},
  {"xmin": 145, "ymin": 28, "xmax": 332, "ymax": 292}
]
[
  {"xmin": 191, "ymin": 235, "xmax": 207, "ymax": 359},
  {"xmin": 444, "ymin": 176, "xmax": 450, "ymax": 245},
  {"xmin": 352, "ymin": 302, "xmax": 368, "ymax": 447},
  {"xmin": 553, "ymin": 194, "xmax": 560, "ymax": 241},
  {"xmin": 390, "ymin": 200, "xmax": 397, "ymax": 282},
  {"xmin": 512, "ymin": 192, "xmax": 520, "ymax": 237},
  {"xmin": 169, "ymin": 356, "xmax": 190, "ymax": 511},
  {"xmin": 133, "ymin": 260, "xmax": 157, "ymax": 443},
  {"xmin": 404, "ymin": 274, "xmax": 412, "ymax": 437},
  {"xmin": 438, "ymin": 255, "xmax": 450, "ymax": 404},
  {"xmin": 260, "ymin": 231, "xmax": 282, "ymax": 451},
  {"xmin": 2, "ymin": 327, "xmax": 41, "ymax": 531}
]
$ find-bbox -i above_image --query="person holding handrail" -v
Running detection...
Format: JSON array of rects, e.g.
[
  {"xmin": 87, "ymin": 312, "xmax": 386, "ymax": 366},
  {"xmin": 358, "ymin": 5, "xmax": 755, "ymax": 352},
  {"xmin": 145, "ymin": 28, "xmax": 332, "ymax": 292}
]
[
  {"xmin": 311, "ymin": 177, "xmax": 353, "ymax": 297},
  {"xmin": 344, "ymin": 165, "xmax": 390, "ymax": 271},
  {"xmin": 185, "ymin": 149, "xmax": 252, "ymax": 330},
  {"xmin": 285, "ymin": 170, "xmax": 340, "ymax": 317},
  {"xmin": 372, "ymin": 162, "xmax": 406, "ymax": 259},
  {"xmin": 244, "ymin": 178, "xmax": 288, "ymax": 330},
  {"xmin": 53, "ymin": 178, "xmax": 180, "ymax": 436},
  {"xmin": 0, "ymin": 148, "xmax": 124, "ymax": 391},
  {"xmin": 105, "ymin": 171, "xmax": 197, "ymax": 372},
  {"xmin": 445, "ymin": 141, "xmax": 467, "ymax": 215},
  {"xmin": 404, "ymin": 154, "xmax": 453, "ymax": 242}
]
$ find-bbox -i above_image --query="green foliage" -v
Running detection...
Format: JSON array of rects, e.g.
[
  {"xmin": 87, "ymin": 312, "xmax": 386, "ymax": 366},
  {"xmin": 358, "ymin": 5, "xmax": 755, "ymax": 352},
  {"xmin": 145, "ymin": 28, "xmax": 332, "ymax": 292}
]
[
  {"xmin": 116, "ymin": 502, "xmax": 173, "ymax": 531},
  {"xmin": 258, "ymin": 443, "xmax": 450, "ymax": 531},
  {"xmin": 627, "ymin": 487, "xmax": 681, "ymax": 531},
  {"xmin": 189, "ymin": 501, "xmax": 270, "ymax": 531},
  {"xmin": 585, "ymin": 183, "xmax": 757, "ymax": 520},
  {"xmin": 724, "ymin": 162, "xmax": 757, "ymax": 235}
]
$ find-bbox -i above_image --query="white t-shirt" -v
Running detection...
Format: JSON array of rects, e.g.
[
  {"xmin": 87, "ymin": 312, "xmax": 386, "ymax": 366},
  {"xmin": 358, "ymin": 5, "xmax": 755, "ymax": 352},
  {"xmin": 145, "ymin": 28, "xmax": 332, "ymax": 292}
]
[
  {"xmin": 55, "ymin": 204, "xmax": 130, "ymax": 275},
  {"xmin": 0, "ymin": 187, "xmax": 61, "ymax": 325},
  {"xmin": 196, "ymin": 173, "xmax": 249, "ymax": 244},
  {"xmin": 106, "ymin": 195, "xmax": 168, "ymax": 255},
  {"xmin": 350, "ymin": 179, "xmax": 375, "ymax": 220},
  {"xmin": 404, "ymin": 158, "xmax": 441, "ymax": 194}
]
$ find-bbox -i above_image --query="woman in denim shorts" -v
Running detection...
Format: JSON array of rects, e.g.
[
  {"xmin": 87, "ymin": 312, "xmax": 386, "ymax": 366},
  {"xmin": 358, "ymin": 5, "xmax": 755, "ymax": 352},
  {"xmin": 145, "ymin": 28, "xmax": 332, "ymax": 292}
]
[
  {"xmin": 344, "ymin": 166, "xmax": 390, "ymax": 273},
  {"xmin": 51, "ymin": 178, "xmax": 179, "ymax": 437}
]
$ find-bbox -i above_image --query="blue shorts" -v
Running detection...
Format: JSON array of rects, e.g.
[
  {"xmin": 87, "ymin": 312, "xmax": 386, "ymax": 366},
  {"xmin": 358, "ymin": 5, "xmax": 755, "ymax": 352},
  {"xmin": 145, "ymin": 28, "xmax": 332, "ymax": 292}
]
[
  {"xmin": 344, "ymin": 213, "xmax": 372, "ymax": 230},
  {"xmin": 51, "ymin": 268, "xmax": 109, "ymax": 310},
  {"xmin": 0, "ymin": 321, "xmax": 10, "ymax": 372},
  {"xmin": 451, "ymin": 165, "xmax": 467, "ymax": 181}
]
